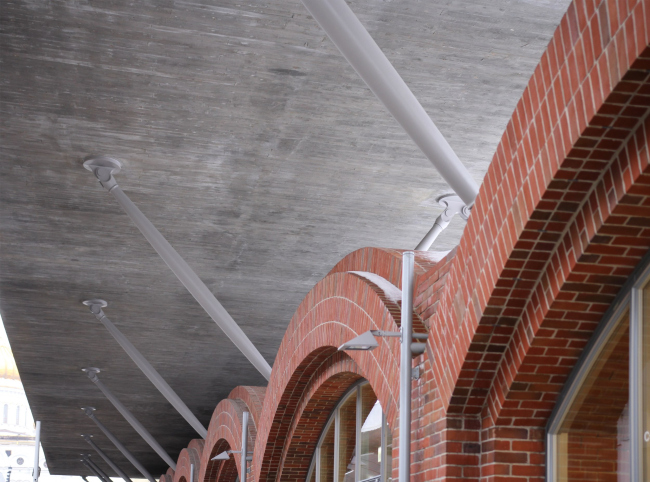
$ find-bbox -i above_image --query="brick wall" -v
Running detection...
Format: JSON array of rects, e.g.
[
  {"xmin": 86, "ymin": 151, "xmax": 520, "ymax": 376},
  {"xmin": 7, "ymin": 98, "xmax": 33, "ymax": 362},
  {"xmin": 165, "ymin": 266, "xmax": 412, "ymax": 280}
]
[{"xmin": 163, "ymin": 1, "xmax": 649, "ymax": 481}]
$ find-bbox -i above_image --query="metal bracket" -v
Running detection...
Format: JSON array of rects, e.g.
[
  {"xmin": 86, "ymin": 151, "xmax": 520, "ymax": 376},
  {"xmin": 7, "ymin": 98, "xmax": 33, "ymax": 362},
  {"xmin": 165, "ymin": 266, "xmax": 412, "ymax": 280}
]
[
  {"xmin": 411, "ymin": 366, "xmax": 420, "ymax": 380},
  {"xmin": 83, "ymin": 156, "xmax": 122, "ymax": 192},
  {"xmin": 371, "ymin": 330, "xmax": 427, "ymax": 340}
]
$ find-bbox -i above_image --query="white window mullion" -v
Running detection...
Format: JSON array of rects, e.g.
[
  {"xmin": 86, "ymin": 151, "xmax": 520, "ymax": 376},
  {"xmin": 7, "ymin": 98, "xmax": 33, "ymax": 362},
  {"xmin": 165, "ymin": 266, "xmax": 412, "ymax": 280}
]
[
  {"xmin": 334, "ymin": 407, "xmax": 340, "ymax": 482},
  {"xmin": 380, "ymin": 412, "xmax": 386, "ymax": 481},
  {"xmin": 631, "ymin": 286, "xmax": 643, "ymax": 482},
  {"xmin": 355, "ymin": 386, "xmax": 361, "ymax": 482}
]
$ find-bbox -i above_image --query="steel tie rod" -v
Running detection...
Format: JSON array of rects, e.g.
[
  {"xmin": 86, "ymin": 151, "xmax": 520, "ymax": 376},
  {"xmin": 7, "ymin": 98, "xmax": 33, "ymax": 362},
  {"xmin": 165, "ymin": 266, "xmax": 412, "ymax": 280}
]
[
  {"xmin": 83, "ymin": 157, "xmax": 272, "ymax": 381},
  {"xmin": 83, "ymin": 299, "xmax": 208, "ymax": 438}
]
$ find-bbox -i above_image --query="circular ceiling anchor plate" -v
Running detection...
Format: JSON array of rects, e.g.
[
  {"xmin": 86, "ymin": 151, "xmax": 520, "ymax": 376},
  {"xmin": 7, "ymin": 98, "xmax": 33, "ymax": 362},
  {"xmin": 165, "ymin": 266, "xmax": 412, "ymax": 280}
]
[
  {"xmin": 83, "ymin": 156, "xmax": 122, "ymax": 174},
  {"xmin": 82, "ymin": 299, "xmax": 108, "ymax": 308}
]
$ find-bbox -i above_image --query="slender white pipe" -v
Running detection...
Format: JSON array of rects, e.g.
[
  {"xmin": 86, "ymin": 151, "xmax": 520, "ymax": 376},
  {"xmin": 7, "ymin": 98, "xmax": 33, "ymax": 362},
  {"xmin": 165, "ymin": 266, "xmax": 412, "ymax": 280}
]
[
  {"xmin": 189, "ymin": 464, "xmax": 194, "ymax": 482},
  {"xmin": 82, "ymin": 435, "xmax": 133, "ymax": 482},
  {"xmin": 300, "ymin": 0, "xmax": 479, "ymax": 206},
  {"xmin": 82, "ymin": 456, "xmax": 112, "ymax": 482},
  {"xmin": 415, "ymin": 194, "xmax": 469, "ymax": 251},
  {"xmin": 84, "ymin": 300, "xmax": 208, "ymax": 438},
  {"xmin": 81, "ymin": 458, "xmax": 110, "ymax": 482},
  {"xmin": 111, "ymin": 185, "xmax": 272, "ymax": 380},
  {"xmin": 32, "ymin": 421, "xmax": 41, "ymax": 482},
  {"xmin": 414, "ymin": 219, "xmax": 447, "ymax": 251},
  {"xmin": 241, "ymin": 412, "xmax": 249, "ymax": 479},
  {"xmin": 399, "ymin": 252, "xmax": 414, "ymax": 481},
  {"xmin": 82, "ymin": 408, "xmax": 156, "ymax": 482},
  {"xmin": 84, "ymin": 158, "xmax": 272, "ymax": 381},
  {"xmin": 83, "ymin": 369, "xmax": 176, "ymax": 469}
]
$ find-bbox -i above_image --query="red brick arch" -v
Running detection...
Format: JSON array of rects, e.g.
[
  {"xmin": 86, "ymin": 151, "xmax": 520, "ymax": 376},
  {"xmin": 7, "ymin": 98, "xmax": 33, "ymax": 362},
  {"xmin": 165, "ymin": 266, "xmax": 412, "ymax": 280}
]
[
  {"xmin": 198, "ymin": 397, "xmax": 255, "ymax": 482},
  {"xmin": 412, "ymin": 0, "xmax": 650, "ymax": 479},
  {"xmin": 252, "ymin": 270, "xmax": 420, "ymax": 482},
  {"xmin": 173, "ymin": 440, "xmax": 204, "ymax": 482}
]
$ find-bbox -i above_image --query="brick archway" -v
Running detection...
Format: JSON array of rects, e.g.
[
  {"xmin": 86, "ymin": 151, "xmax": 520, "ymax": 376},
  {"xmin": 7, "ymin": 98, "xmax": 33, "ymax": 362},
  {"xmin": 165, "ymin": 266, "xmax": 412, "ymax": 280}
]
[
  {"xmin": 199, "ymin": 397, "xmax": 253, "ymax": 482},
  {"xmin": 173, "ymin": 440, "xmax": 203, "ymax": 482},
  {"xmin": 253, "ymin": 270, "xmax": 419, "ymax": 481},
  {"xmin": 412, "ymin": 0, "xmax": 650, "ymax": 479}
]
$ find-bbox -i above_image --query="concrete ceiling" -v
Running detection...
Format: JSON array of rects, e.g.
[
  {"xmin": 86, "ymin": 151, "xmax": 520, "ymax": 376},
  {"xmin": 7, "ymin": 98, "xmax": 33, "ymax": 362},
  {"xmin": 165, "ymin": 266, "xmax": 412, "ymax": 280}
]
[{"xmin": 0, "ymin": 0, "xmax": 570, "ymax": 476}]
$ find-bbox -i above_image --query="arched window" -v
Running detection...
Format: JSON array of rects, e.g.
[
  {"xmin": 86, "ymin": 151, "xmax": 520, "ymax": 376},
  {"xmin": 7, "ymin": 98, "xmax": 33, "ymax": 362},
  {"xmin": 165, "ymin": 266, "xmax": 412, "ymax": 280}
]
[
  {"xmin": 3, "ymin": 405, "xmax": 8, "ymax": 424},
  {"xmin": 14, "ymin": 407, "xmax": 19, "ymax": 426},
  {"xmin": 307, "ymin": 380, "xmax": 392, "ymax": 482},
  {"xmin": 547, "ymin": 260, "xmax": 650, "ymax": 480}
]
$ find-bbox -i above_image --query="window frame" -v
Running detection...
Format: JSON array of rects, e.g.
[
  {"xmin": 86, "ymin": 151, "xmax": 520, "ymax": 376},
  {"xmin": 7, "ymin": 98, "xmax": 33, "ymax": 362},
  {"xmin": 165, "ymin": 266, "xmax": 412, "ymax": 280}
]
[
  {"xmin": 546, "ymin": 252, "xmax": 650, "ymax": 481},
  {"xmin": 306, "ymin": 379, "xmax": 391, "ymax": 482}
]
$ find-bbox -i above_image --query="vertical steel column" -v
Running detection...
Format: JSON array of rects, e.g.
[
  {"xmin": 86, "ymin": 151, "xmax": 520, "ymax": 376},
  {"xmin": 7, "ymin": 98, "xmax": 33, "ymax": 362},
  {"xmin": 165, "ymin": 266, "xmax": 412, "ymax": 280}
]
[
  {"xmin": 82, "ymin": 368, "xmax": 176, "ymax": 469},
  {"xmin": 189, "ymin": 464, "xmax": 194, "ymax": 482},
  {"xmin": 82, "ymin": 435, "xmax": 133, "ymax": 482},
  {"xmin": 83, "ymin": 157, "xmax": 272, "ymax": 381},
  {"xmin": 399, "ymin": 251, "xmax": 414, "ymax": 482},
  {"xmin": 241, "ymin": 412, "xmax": 249, "ymax": 480},
  {"xmin": 81, "ymin": 407, "xmax": 156, "ymax": 482},
  {"xmin": 32, "ymin": 421, "xmax": 41, "ymax": 482},
  {"xmin": 83, "ymin": 300, "xmax": 208, "ymax": 438}
]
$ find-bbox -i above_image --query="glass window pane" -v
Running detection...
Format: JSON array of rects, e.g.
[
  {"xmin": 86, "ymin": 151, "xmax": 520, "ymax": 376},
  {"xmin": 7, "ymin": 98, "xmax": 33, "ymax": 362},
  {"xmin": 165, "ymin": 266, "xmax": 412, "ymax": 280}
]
[
  {"xmin": 556, "ymin": 311, "xmax": 629, "ymax": 482},
  {"xmin": 320, "ymin": 419, "xmax": 335, "ymax": 482},
  {"xmin": 359, "ymin": 384, "xmax": 381, "ymax": 481},
  {"xmin": 641, "ymin": 285, "xmax": 650, "ymax": 480},
  {"xmin": 338, "ymin": 390, "xmax": 357, "ymax": 482}
]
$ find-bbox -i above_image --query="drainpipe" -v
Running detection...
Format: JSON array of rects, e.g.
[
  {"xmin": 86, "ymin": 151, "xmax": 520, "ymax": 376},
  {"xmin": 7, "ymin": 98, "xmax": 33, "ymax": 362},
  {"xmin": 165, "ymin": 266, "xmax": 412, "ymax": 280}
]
[
  {"xmin": 82, "ymin": 368, "xmax": 176, "ymax": 469},
  {"xmin": 399, "ymin": 251, "xmax": 415, "ymax": 481},
  {"xmin": 82, "ymin": 299, "xmax": 208, "ymax": 439},
  {"xmin": 241, "ymin": 412, "xmax": 249, "ymax": 480},
  {"xmin": 83, "ymin": 156, "xmax": 272, "ymax": 381},
  {"xmin": 82, "ymin": 435, "xmax": 133, "ymax": 482},
  {"xmin": 300, "ymin": 0, "xmax": 479, "ymax": 207},
  {"xmin": 81, "ymin": 407, "xmax": 155, "ymax": 482}
]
